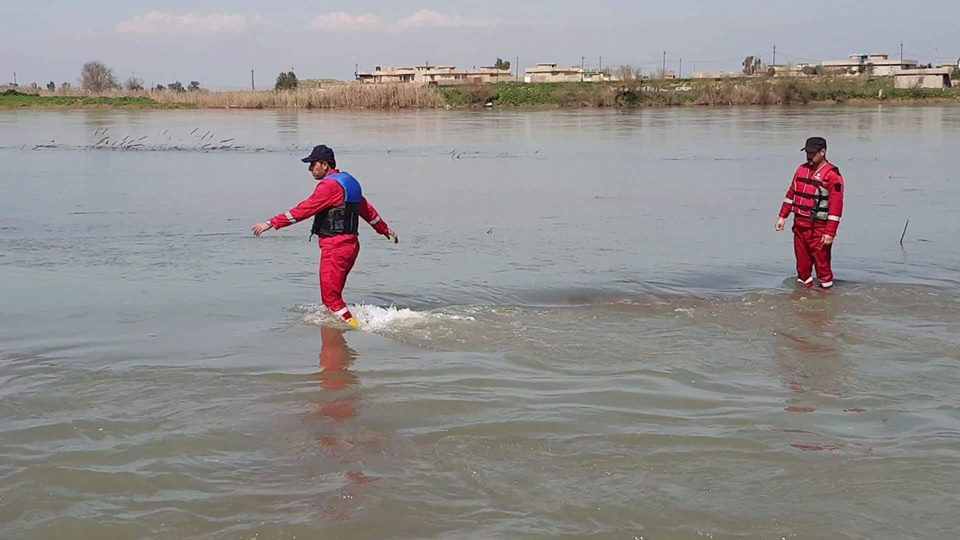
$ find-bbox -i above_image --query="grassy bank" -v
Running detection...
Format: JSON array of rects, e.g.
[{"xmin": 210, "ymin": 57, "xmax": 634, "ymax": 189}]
[
  {"xmin": 0, "ymin": 89, "xmax": 164, "ymax": 108},
  {"xmin": 3, "ymin": 77, "xmax": 957, "ymax": 110},
  {"xmin": 440, "ymin": 78, "xmax": 960, "ymax": 107}
]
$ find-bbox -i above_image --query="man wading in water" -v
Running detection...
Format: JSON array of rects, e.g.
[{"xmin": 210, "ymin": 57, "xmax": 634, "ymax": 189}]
[
  {"xmin": 775, "ymin": 136, "xmax": 845, "ymax": 289},
  {"xmin": 252, "ymin": 145, "xmax": 397, "ymax": 327}
]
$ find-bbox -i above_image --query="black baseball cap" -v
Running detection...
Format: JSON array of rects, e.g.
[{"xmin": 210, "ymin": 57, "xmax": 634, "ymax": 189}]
[
  {"xmin": 301, "ymin": 144, "xmax": 335, "ymax": 163},
  {"xmin": 802, "ymin": 137, "xmax": 827, "ymax": 152}
]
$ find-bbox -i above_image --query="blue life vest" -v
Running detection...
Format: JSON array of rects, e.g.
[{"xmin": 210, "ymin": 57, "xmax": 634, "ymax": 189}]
[{"xmin": 312, "ymin": 172, "xmax": 363, "ymax": 237}]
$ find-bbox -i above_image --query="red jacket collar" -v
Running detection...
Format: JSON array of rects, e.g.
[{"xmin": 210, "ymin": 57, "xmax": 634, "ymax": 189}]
[{"xmin": 802, "ymin": 160, "xmax": 833, "ymax": 177}]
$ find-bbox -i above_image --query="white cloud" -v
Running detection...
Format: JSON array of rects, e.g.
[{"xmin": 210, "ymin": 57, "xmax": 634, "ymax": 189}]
[
  {"xmin": 396, "ymin": 9, "xmax": 493, "ymax": 29},
  {"xmin": 309, "ymin": 12, "xmax": 382, "ymax": 31},
  {"xmin": 116, "ymin": 11, "xmax": 259, "ymax": 36},
  {"xmin": 304, "ymin": 9, "xmax": 500, "ymax": 32}
]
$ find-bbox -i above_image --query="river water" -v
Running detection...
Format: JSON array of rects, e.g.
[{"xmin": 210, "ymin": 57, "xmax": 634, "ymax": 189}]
[{"xmin": 1, "ymin": 106, "xmax": 959, "ymax": 539}]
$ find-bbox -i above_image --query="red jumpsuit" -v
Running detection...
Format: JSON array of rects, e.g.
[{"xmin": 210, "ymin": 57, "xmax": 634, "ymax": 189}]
[
  {"xmin": 268, "ymin": 170, "xmax": 390, "ymax": 321},
  {"xmin": 779, "ymin": 161, "xmax": 844, "ymax": 288}
]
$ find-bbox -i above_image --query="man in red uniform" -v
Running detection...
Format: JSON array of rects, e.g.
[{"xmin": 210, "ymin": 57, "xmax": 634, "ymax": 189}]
[
  {"xmin": 251, "ymin": 145, "xmax": 397, "ymax": 327},
  {"xmin": 775, "ymin": 136, "xmax": 845, "ymax": 289}
]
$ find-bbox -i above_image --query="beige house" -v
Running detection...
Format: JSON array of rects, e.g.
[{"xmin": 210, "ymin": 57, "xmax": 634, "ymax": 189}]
[
  {"xmin": 893, "ymin": 68, "xmax": 952, "ymax": 89},
  {"xmin": 821, "ymin": 53, "xmax": 918, "ymax": 76},
  {"xmin": 356, "ymin": 65, "xmax": 513, "ymax": 85},
  {"xmin": 523, "ymin": 63, "xmax": 583, "ymax": 83},
  {"xmin": 690, "ymin": 72, "xmax": 740, "ymax": 79},
  {"xmin": 582, "ymin": 69, "xmax": 620, "ymax": 82},
  {"xmin": 770, "ymin": 64, "xmax": 806, "ymax": 77}
]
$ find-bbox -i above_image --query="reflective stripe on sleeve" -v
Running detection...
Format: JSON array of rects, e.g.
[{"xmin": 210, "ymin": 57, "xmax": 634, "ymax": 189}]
[
  {"xmin": 284, "ymin": 211, "xmax": 297, "ymax": 223},
  {"xmin": 827, "ymin": 215, "xmax": 841, "ymax": 222},
  {"xmin": 783, "ymin": 198, "xmax": 793, "ymax": 204},
  {"xmin": 369, "ymin": 216, "xmax": 382, "ymax": 225}
]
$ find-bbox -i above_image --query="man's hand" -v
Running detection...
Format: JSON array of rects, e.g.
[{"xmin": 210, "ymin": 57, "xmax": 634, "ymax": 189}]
[
  {"xmin": 384, "ymin": 228, "xmax": 398, "ymax": 244},
  {"xmin": 821, "ymin": 234, "xmax": 834, "ymax": 246},
  {"xmin": 775, "ymin": 217, "xmax": 786, "ymax": 232},
  {"xmin": 252, "ymin": 222, "xmax": 272, "ymax": 237}
]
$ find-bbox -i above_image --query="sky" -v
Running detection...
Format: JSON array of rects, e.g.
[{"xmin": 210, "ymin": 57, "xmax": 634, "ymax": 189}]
[{"xmin": 2, "ymin": 0, "xmax": 958, "ymax": 89}]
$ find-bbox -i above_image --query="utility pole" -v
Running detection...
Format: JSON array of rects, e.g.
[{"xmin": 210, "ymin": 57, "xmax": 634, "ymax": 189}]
[
  {"xmin": 354, "ymin": 63, "xmax": 358, "ymax": 80},
  {"xmin": 662, "ymin": 51, "xmax": 666, "ymax": 78},
  {"xmin": 581, "ymin": 55, "xmax": 585, "ymax": 82},
  {"xmin": 679, "ymin": 57, "xmax": 682, "ymax": 79},
  {"xmin": 772, "ymin": 44, "xmax": 776, "ymax": 66},
  {"xmin": 515, "ymin": 56, "xmax": 519, "ymax": 81},
  {"xmin": 599, "ymin": 55, "xmax": 602, "ymax": 74},
  {"xmin": 900, "ymin": 43, "xmax": 903, "ymax": 64},
  {"xmin": 13, "ymin": 72, "xmax": 16, "ymax": 86},
  {"xmin": 250, "ymin": 69, "xmax": 254, "ymax": 90}
]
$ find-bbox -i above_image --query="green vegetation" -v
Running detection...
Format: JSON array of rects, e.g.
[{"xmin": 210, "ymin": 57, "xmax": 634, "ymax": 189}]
[
  {"xmin": 496, "ymin": 82, "xmax": 611, "ymax": 106},
  {"xmin": 0, "ymin": 90, "xmax": 166, "ymax": 108},
  {"xmin": 275, "ymin": 70, "xmax": 298, "ymax": 90},
  {"xmin": 437, "ymin": 77, "xmax": 959, "ymax": 108},
  {"xmin": 439, "ymin": 82, "xmax": 622, "ymax": 107}
]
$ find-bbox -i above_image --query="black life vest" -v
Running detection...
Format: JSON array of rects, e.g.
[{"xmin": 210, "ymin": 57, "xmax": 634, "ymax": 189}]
[{"xmin": 311, "ymin": 172, "xmax": 363, "ymax": 237}]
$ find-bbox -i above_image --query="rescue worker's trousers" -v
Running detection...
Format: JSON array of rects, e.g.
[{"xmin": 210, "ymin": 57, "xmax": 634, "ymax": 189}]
[
  {"xmin": 318, "ymin": 235, "xmax": 360, "ymax": 317},
  {"xmin": 792, "ymin": 220, "xmax": 834, "ymax": 288}
]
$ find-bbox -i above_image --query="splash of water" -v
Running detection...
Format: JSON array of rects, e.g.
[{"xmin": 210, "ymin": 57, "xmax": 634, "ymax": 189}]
[{"xmin": 298, "ymin": 303, "xmax": 473, "ymax": 332}]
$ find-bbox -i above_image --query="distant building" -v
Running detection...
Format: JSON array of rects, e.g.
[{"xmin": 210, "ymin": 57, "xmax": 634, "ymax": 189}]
[
  {"xmin": 523, "ymin": 63, "xmax": 583, "ymax": 83},
  {"xmin": 690, "ymin": 72, "xmax": 739, "ymax": 79},
  {"xmin": 582, "ymin": 69, "xmax": 620, "ymax": 83},
  {"xmin": 821, "ymin": 53, "xmax": 918, "ymax": 76},
  {"xmin": 356, "ymin": 65, "xmax": 513, "ymax": 85},
  {"xmin": 893, "ymin": 68, "xmax": 952, "ymax": 89},
  {"xmin": 769, "ymin": 64, "xmax": 806, "ymax": 77}
]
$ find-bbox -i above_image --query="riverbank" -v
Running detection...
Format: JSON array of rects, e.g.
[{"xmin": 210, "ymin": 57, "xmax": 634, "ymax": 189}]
[
  {"xmin": 3, "ymin": 77, "xmax": 958, "ymax": 110},
  {"xmin": 0, "ymin": 89, "xmax": 167, "ymax": 108},
  {"xmin": 439, "ymin": 77, "xmax": 960, "ymax": 107}
]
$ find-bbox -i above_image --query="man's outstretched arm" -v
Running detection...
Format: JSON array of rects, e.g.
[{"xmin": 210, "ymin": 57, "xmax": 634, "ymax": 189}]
[
  {"xmin": 252, "ymin": 181, "xmax": 341, "ymax": 236},
  {"xmin": 359, "ymin": 197, "xmax": 397, "ymax": 243}
]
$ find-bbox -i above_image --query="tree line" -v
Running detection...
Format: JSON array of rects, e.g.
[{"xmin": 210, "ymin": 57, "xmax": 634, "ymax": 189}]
[{"xmin": 27, "ymin": 61, "xmax": 206, "ymax": 93}]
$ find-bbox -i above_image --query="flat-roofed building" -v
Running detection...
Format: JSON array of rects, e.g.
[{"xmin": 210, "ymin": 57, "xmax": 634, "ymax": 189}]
[
  {"xmin": 821, "ymin": 53, "xmax": 918, "ymax": 76},
  {"xmin": 769, "ymin": 64, "xmax": 806, "ymax": 77},
  {"xmin": 893, "ymin": 68, "xmax": 952, "ymax": 89},
  {"xmin": 356, "ymin": 65, "xmax": 513, "ymax": 85},
  {"xmin": 523, "ymin": 63, "xmax": 583, "ymax": 83}
]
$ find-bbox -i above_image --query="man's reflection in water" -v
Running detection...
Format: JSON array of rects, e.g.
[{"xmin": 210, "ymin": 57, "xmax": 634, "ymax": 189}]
[
  {"xmin": 773, "ymin": 296, "xmax": 856, "ymax": 452},
  {"xmin": 312, "ymin": 325, "xmax": 375, "ymax": 485},
  {"xmin": 317, "ymin": 326, "xmax": 360, "ymax": 423}
]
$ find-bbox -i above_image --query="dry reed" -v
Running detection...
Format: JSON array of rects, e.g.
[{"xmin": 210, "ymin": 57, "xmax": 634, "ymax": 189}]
[
  {"xmin": 151, "ymin": 84, "xmax": 446, "ymax": 109},
  {"xmin": 18, "ymin": 84, "xmax": 446, "ymax": 109}
]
